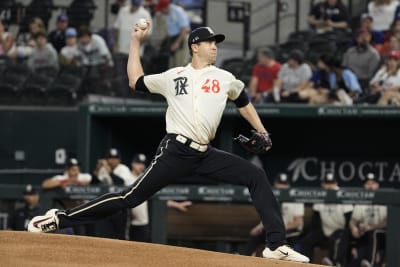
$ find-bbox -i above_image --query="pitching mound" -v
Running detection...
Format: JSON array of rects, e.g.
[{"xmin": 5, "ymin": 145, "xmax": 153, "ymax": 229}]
[{"xmin": 0, "ymin": 231, "xmax": 321, "ymax": 267}]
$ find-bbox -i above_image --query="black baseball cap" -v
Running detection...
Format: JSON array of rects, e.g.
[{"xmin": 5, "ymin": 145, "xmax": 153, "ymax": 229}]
[
  {"xmin": 23, "ymin": 184, "xmax": 38, "ymax": 195},
  {"xmin": 366, "ymin": 172, "xmax": 377, "ymax": 181},
  {"xmin": 132, "ymin": 153, "xmax": 147, "ymax": 164},
  {"xmin": 275, "ymin": 173, "xmax": 289, "ymax": 185},
  {"xmin": 106, "ymin": 148, "xmax": 121, "ymax": 159},
  {"xmin": 188, "ymin": 27, "xmax": 225, "ymax": 48},
  {"xmin": 323, "ymin": 173, "xmax": 337, "ymax": 184},
  {"xmin": 66, "ymin": 158, "xmax": 80, "ymax": 168}
]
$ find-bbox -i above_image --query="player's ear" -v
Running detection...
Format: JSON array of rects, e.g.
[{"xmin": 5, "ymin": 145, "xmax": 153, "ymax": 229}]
[{"xmin": 191, "ymin": 43, "xmax": 199, "ymax": 54}]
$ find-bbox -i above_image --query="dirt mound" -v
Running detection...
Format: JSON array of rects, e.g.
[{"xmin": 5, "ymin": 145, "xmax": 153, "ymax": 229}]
[{"xmin": 0, "ymin": 231, "xmax": 320, "ymax": 267}]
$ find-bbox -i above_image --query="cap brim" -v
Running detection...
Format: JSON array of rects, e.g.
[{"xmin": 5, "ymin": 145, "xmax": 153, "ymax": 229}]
[{"xmin": 196, "ymin": 33, "xmax": 225, "ymax": 44}]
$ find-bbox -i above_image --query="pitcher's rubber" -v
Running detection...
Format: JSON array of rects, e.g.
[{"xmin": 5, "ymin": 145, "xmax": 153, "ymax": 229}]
[{"xmin": 0, "ymin": 231, "xmax": 323, "ymax": 267}]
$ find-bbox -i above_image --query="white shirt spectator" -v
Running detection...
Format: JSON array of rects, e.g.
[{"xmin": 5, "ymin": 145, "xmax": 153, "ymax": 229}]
[
  {"xmin": 282, "ymin": 203, "xmax": 304, "ymax": 232},
  {"xmin": 27, "ymin": 43, "xmax": 59, "ymax": 71},
  {"xmin": 313, "ymin": 203, "xmax": 353, "ymax": 236},
  {"xmin": 60, "ymin": 45, "xmax": 80, "ymax": 62},
  {"xmin": 113, "ymin": 5, "xmax": 152, "ymax": 54},
  {"xmin": 368, "ymin": 0, "xmax": 399, "ymax": 31},
  {"xmin": 78, "ymin": 34, "xmax": 114, "ymax": 66},
  {"xmin": 370, "ymin": 67, "xmax": 400, "ymax": 90},
  {"xmin": 351, "ymin": 204, "xmax": 387, "ymax": 226},
  {"xmin": 51, "ymin": 173, "xmax": 92, "ymax": 184},
  {"xmin": 278, "ymin": 63, "xmax": 312, "ymax": 92}
]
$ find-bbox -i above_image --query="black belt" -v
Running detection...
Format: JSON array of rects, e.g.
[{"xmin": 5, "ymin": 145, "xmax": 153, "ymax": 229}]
[{"xmin": 168, "ymin": 134, "xmax": 208, "ymax": 152}]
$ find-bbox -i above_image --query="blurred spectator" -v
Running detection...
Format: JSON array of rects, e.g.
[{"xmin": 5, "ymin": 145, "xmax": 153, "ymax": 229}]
[
  {"xmin": 155, "ymin": 0, "xmax": 190, "ymax": 68},
  {"xmin": 7, "ymin": 185, "xmax": 41, "ymax": 231},
  {"xmin": 273, "ymin": 50, "xmax": 312, "ymax": 103},
  {"xmin": 307, "ymin": 0, "xmax": 349, "ymax": 33},
  {"xmin": 93, "ymin": 148, "xmax": 131, "ymax": 240},
  {"xmin": 342, "ymin": 29, "xmax": 381, "ymax": 86},
  {"xmin": 129, "ymin": 153, "xmax": 150, "ymax": 242},
  {"xmin": 60, "ymin": 27, "xmax": 80, "ymax": 66},
  {"xmin": 42, "ymin": 158, "xmax": 92, "ymax": 189},
  {"xmin": 296, "ymin": 173, "xmax": 353, "ymax": 266},
  {"xmin": 77, "ymin": 26, "xmax": 114, "ymax": 67},
  {"xmin": 48, "ymin": 14, "xmax": 69, "ymax": 53},
  {"xmin": 0, "ymin": 19, "xmax": 16, "ymax": 56},
  {"xmin": 15, "ymin": 17, "xmax": 45, "ymax": 59},
  {"xmin": 379, "ymin": 35, "xmax": 400, "ymax": 56},
  {"xmin": 166, "ymin": 200, "xmax": 192, "ymax": 212},
  {"xmin": 42, "ymin": 158, "xmax": 91, "ymax": 235},
  {"xmin": 248, "ymin": 47, "xmax": 281, "ymax": 104},
  {"xmin": 369, "ymin": 50, "xmax": 400, "ymax": 105},
  {"xmin": 27, "ymin": 31, "xmax": 59, "ymax": 71},
  {"xmin": 354, "ymin": 14, "xmax": 384, "ymax": 49},
  {"xmin": 349, "ymin": 173, "xmax": 387, "ymax": 267},
  {"xmin": 244, "ymin": 173, "xmax": 304, "ymax": 256},
  {"xmin": 113, "ymin": 0, "xmax": 152, "ymax": 55},
  {"xmin": 310, "ymin": 54, "xmax": 361, "ymax": 105},
  {"xmin": 368, "ymin": 0, "xmax": 399, "ymax": 32}
]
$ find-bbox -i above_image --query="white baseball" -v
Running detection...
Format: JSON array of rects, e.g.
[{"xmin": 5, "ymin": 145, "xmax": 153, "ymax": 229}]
[{"xmin": 137, "ymin": 18, "xmax": 148, "ymax": 30}]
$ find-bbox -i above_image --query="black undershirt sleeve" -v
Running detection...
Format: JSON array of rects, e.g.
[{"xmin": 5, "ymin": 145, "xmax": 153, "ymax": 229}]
[
  {"xmin": 135, "ymin": 75, "xmax": 150, "ymax": 93},
  {"xmin": 233, "ymin": 89, "xmax": 250, "ymax": 108}
]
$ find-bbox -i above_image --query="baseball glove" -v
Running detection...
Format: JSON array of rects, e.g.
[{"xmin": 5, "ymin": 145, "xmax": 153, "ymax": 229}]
[{"xmin": 234, "ymin": 130, "xmax": 272, "ymax": 154}]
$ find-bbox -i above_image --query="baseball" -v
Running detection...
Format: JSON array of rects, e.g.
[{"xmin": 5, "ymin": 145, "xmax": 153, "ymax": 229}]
[{"xmin": 137, "ymin": 18, "xmax": 148, "ymax": 30}]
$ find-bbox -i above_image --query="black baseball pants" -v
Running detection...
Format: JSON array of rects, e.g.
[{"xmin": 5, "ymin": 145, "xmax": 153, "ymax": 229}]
[{"xmin": 58, "ymin": 134, "xmax": 286, "ymax": 248}]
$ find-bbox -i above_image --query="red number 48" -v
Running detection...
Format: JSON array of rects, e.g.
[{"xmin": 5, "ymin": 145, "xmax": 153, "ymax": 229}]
[{"xmin": 201, "ymin": 79, "xmax": 220, "ymax": 93}]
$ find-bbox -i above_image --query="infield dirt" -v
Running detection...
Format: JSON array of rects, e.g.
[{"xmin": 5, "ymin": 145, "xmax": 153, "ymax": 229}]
[{"xmin": 0, "ymin": 231, "xmax": 323, "ymax": 267}]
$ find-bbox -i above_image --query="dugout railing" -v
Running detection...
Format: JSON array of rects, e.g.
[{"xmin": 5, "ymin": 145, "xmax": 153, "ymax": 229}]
[{"xmin": 0, "ymin": 185, "xmax": 398, "ymax": 267}]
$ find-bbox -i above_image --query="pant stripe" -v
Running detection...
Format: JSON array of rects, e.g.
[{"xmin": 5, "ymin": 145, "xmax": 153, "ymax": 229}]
[{"xmin": 67, "ymin": 139, "xmax": 170, "ymax": 217}]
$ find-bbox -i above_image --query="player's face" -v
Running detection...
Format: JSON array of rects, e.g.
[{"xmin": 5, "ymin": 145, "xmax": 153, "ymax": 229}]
[
  {"xmin": 274, "ymin": 183, "xmax": 289, "ymax": 189},
  {"xmin": 196, "ymin": 40, "xmax": 218, "ymax": 64},
  {"xmin": 67, "ymin": 166, "xmax": 80, "ymax": 178},
  {"xmin": 364, "ymin": 180, "xmax": 379, "ymax": 190},
  {"xmin": 131, "ymin": 162, "xmax": 146, "ymax": 175},
  {"xmin": 107, "ymin": 158, "xmax": 120, "ymax": 169},
  {"xmin": 24, "ymin": 194, "xmax": 39, "ymax": 206}
]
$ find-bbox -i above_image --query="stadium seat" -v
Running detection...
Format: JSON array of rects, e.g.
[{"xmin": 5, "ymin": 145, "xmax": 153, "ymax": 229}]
[
  {"xmin": 287, "ymin": 30, "xmax": 316, "ymax": 43},
  {"xmin": 21, "ymin": 0, "xmax": 54, "ymax": 29},
  {"xmin": 0, "ymin": 72, "xmax": 27, "ymax": 104},
  {"xmin": 4, "ymin": 63, "xmax": 31, "ymax": 77},
  {"xmin": 20, "ymin": 73, "xmax": 54, "ymax": 105},
  {"xmin": 47, "ymin": 73, "xmax": 81, "ymax": 105},
  {"xmin": 276, "ymin": 41, "xmax": 308, "ymax": 63},
  {"xmin": 34, "ymin": 66, "xmax": 59, "ymax": 78},
  {"xmin": 60, "ymin": 65, "xmax": 88, "ymax": 78},
  {"xmin": 306, "ymin": 38, "xmax": 337, "ymax": 65},
  {"xmin": 66, "ymin": 0, "xmax": 97, "ymax": 28},
  {"xmin": 220, "ymin": 58, "xmax": 245, "ymax": 78}
]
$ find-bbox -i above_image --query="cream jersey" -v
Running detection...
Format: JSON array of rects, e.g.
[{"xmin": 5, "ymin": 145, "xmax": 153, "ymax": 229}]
[
  {"xmin": 143, "ymin": 64, "xmax": 244, "ymax": 144},
  {"xmin": 351, "ymin": 204, "xmax": 387, "ymax": 227},
  {"xmin": 313, "ymin": 203, "xmax": 353, "ymax": 236},
  {"xmin": 281, "ymin": 202, "xmax": 305, "ymax": 232},
  {"xmin": 130, "ymin": 173, "xmax": 149, "ymax": 226}
]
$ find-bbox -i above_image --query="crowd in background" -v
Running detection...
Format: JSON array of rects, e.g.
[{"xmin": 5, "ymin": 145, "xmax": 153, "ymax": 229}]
[
  {"xmin": 1, "ymin": 0, "xmax": 400, "ymax": 106},
  {"xmin": 247, "ymin": 0, "xmax": 400, "ymax": 106}
]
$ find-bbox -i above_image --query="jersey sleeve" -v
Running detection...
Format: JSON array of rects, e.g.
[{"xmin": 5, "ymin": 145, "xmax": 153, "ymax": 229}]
[
  {"xmin": 293, "ymin": 203, "xmax": 305, "ymax": 216},
  {"xmin": 227, "ymin": 76, "xmax": 245, "ymax": 101},
  {"xmin": 143, "ymin": 72, "xmax": 167, "ymax": 95},
  {"xmin": 351, "ymin": 205, "xmax": 363, "ymax": 222},
  {"xmin": 78, "ymin": 174, "xmax": 92, "ymax": 184}
]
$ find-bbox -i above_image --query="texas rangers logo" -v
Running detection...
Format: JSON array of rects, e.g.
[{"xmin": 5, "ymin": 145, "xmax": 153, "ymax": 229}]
[{"xmin": 173, "ymin": 77, "xmax": 188, "ymax": 96}]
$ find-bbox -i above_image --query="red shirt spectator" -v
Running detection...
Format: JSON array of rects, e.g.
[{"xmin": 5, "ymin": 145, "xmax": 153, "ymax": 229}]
[{"xmin": 249, "ymin": 47, "xmax": 281, "ymax": 103}]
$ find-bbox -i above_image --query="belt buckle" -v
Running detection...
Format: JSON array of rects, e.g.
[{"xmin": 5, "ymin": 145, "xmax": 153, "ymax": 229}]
[{"xmin": 176, "ymin": 135, "xmax": 187, "ymax": 144}]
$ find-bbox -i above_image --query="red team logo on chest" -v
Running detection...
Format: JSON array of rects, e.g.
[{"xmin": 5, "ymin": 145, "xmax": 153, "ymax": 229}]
[{"xmin": 201, "ymin": 79, "xmax": 221, "ymax": 93}]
